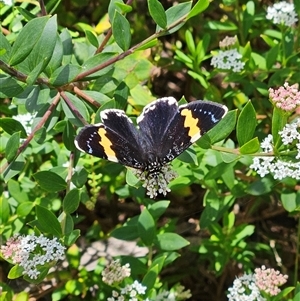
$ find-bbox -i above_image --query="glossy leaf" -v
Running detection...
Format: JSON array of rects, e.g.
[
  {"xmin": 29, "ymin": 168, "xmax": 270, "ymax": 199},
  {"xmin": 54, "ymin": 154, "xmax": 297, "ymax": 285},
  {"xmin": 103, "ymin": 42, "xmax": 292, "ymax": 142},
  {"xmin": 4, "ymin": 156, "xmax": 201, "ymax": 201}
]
[
  {"xmin": 0, "ymin": 77, "xmax": 25, "ymax": 98},
  {"xmin": 5, "ymin": 132, "xmax": 20, "ymax": 162},
  {"xmin": 33, "ymin": 170, "xmax": 67, "ymax": 192},
  {"xmin": 112, "ymin": 10, "xmax": 131, "ymax": 51},
  {"xmin": 0, "ymin": 118, "xmax": 27, "ymax": 138},
  {"xmin": 272, "ymin": 107, "xmax": 289, "ymax": 148},
  {"xmin": 49, "ymin": 64, "xmax": 82, "ymax": 86},
  {"xmin": 85, "ymin": 30, "xmax": 99, "ymax": 48},
  {"xmin": 63, "ymin": 189, "xmax": 81, "ymax": 214},
  {"xmin": 237, "ymin": 101, "xmax": 257, "ymax": 146},
  {"xmin": 155, "ymin": 233, "xmax": 189, "ymax": 251},
  {"xmin": 9, "ymin": 16, "xmax": 49, "ymax": 66},
  {"xmin": 36, "ymin": 205, "xmax": 62, "ymax": 236},
  {"xmin": 157, "ymin": 2, "xmax": 192, "ymax": 34},
  {"xmin": 187, "ymin": 0, "xmax": 209, "ymax": 19},
  {"xmin": 239, "ymin": 137, "xmax": 260, "ymax": 154},
  {"xmin": 138, "ymin": 208, "xmax": 156, "ymax": 246},
  {"xmin": 148, "ymin": 0, "xmax": 167, "ymax": 29}
]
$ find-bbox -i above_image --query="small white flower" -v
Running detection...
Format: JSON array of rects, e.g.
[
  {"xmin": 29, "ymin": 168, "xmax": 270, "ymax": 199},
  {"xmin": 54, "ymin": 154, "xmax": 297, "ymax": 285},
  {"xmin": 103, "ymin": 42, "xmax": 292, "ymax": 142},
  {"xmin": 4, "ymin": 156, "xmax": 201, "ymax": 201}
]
[
  {"xmin": 211, "ymin": 49, "xmax": 245, "ymax": 72},
  {"xmin": 251, "ymin": 120, "xmax": 300, "ymax": 180},
  {"xmin": 227, "ymin": 274, "xmax": 266, "ymax": 301},
  {"xmin": 266, "ymin": 1, "xmax": 298, "ymax": 26}
]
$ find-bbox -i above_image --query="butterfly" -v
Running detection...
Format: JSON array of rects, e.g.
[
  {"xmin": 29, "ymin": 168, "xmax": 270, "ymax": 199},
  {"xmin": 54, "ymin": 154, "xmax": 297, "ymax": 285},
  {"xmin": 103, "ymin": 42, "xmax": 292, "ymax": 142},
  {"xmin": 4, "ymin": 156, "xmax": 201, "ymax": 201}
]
[{"xmin": 75, "ymin": 97, "xmax": 228, "ymax": 198}]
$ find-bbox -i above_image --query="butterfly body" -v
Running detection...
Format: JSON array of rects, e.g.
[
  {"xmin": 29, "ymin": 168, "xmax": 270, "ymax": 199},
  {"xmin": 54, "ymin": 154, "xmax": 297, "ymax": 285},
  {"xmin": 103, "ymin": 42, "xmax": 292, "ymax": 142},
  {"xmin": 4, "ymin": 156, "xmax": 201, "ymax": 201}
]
[{"xmin": 75, "ymin": 97, "xmax": 228, "ymax": 197}]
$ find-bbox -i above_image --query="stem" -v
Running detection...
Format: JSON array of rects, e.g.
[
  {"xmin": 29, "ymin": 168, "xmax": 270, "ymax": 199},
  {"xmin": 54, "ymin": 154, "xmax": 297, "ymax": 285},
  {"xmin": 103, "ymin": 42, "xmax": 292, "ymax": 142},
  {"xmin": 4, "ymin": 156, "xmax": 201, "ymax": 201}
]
[
  {"xmin": 0, "ymin": 92, "xmax": 61, "ymax": 174},
  {"xmin": 60, "ymin": 90, "xmax": 89, "ymax": 126},
  {"xmin": 73, "ymin": 86, "xmax": 101, "ymax": 108},
  {"xmin": 39, "ymin": 0, "xmax": 47, "ymax": 16},
  {"xmin": 75, "ymin": 13, "xmax": 190, "ymax": 81}
]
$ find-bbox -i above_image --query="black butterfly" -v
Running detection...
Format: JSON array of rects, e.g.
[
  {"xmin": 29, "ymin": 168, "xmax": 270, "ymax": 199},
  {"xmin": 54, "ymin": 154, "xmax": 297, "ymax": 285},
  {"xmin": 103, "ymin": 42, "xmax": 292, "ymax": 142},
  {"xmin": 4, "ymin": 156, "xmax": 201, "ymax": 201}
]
[{"xmin": 75, "ymin": 97, "xmax": 228, "ymax": 197}]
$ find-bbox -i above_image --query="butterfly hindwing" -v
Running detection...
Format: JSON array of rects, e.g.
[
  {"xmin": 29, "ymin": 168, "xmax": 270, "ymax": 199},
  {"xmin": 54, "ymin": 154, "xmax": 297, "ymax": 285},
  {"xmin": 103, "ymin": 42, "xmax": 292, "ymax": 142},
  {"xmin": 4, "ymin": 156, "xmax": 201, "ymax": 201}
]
[{"xmin": 75, "ymin": 109, "xmax": 146, "ymax": 169}]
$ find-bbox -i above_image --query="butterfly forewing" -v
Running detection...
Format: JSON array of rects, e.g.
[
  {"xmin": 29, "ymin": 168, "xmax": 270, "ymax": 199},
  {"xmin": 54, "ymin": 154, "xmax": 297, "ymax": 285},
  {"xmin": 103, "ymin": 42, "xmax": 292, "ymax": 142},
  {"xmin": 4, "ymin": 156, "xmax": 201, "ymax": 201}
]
[
  {"xmin": 75, "ymin": 109, "xmax": 145, "ymax": 169},
  {"xmin": 137, "ymin": 97, "xmax": 180, "ymax": 154},
  {"xmin": 137, "ymin": 98, "xmax": 228, "ymax": 165},
  {"xmin": 179, "ymin": 100, "xmax": 228, "ymax": 143}
]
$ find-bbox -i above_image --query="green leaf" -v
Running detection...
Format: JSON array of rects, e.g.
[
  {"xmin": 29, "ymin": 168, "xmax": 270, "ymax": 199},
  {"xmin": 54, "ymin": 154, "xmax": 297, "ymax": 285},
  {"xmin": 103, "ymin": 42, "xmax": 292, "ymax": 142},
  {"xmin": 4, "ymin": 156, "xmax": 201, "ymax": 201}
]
[
  {"xmin": 64, "ymin": 229, "xmax": 81, "ymax": 246},
  {"xmin": 148, "ymin": 0, "xmax": 167, "ymax": 29},
  {"xmin": 187, "ymin": 0, "xmax": 209, "ymax": 19},
  {"xmin": 44, "ymin": 36, "xmax": 63, "ymax": 76},
  {"xmin": 246, "ymin": 177, "xmax": 274, "ymax": 196},
  {"xmin": 9, "ymin": 16, "xmax": 49, "ymax": 66},
  {"xmin": 126, "ymin": 168, "xmax": 140, "ymax": 187},
  {"xmin": 138, "ymin": 208, "xmax": 156, "ymax": 246},
  {"xmin": 5, "ymin": 132, "xmax": 20, "ymax": 162},
  {"xmin": 0, "ymin": 77, "xmax": 25, "ymax": 98},
  {"xmin": 0, "ymin": 198, "xmax": 10, "ymax": 224},
  {"xmin": 0, "ymin": 117, "xmax": 22, "ymax": 137},
  {"xmin": 85, "ymin": 30, "xmax": 99, "ymax": 48},
  {"xmin": 27, "ymin": 19, "xmax": 58, "ymax": 82},
  {"xmin": 2, "ymin": 154, "xmax": 26, "ymax": 181},
  {"xmin": 266, "ymin": 43, "xmax": 279, "ymax": 70},
  {"xmin": 63, "ymin": 121, "xmax": 76, "ymax": 151},
  {"xmin": 111, "ymin": 225, "xmax": 140, "ymax": 241},
  {"xmin": 237, "ymin": 101, "xmax": 257, "ymax": 146},
  {"xmin": 33, "ymin": 170, "xmax": 67, "ymax": 192},
  {"xmin": 8, "ymin": 265, "xmax": 24, "ymax": 279},
  {"xmin": 33, "ymin": 127, "xmax": 47, "ymax": 144},
  {"xmin": 49, "ymin": 64, "xmax": 82, "ymax": 86},
  {"xmin": 17, "ymin": 202, "xmax": 34, "ymax": 216},
  {"xmin": 148, "ymin": 201, "xmax": 170, "ymax": 220},
  {"xmin": 114, "ymin": 81, "xmax": 130, "ymax": 110},
  {"xmin": 281, "ymin": 191, "xmax": 300, "ymax": 212},
  {"xmin": 155, "ymin": 233, "xmax": 189, "ymax": 251},
  {"xmin": 239, "ymin": 137, "xmax": 260, "ymax": 154},
  {"xmin": 36, "ymin": 205, "xmax": 62, "ymax": 236},
  {"xmin": 142, "ymin": 265, "xmax": 159, "ymax": 290},
  {"xmin": 112, "ymin": 10, "xmax": 131, "ymax": 51},
  {"xmin": 61, "ymin": 213, "xmax": 74, "ymax": 235},
  {"xmin": 16, "ymin": 6, "xmax": 36, "ymax": 20},
  {"xmin": 272, "ymin": 107, "xmax": 289, "ymax": 148},
  {"xmin": 0, "ymin": 32, "xmax": 12, "ymax": 62},
  {"xmin": 205, "ymin": 161, "xmax": 236, "ymax": 180},
  {"xmin": 157, "ymin": 2, "xmax": 192, "ymax": 34},
  {"xmin": 63, "ymin": 189, "xmax": 81, "ymax": 214},
  {"xmin": 81, "ymin": 52, "xmax": 116, "ymax": 79}
]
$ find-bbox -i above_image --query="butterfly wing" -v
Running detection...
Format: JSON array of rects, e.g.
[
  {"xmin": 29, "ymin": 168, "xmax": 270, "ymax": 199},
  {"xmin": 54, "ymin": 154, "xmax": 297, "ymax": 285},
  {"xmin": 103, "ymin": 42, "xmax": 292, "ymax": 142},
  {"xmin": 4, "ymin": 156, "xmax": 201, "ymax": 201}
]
[
  {"xmin": 75, "ymin": 109, "xmax": 146, "ymax": 169},
  {"xmin": 137, "ymin": 98, "xmax": 228, "ymax": 164}
]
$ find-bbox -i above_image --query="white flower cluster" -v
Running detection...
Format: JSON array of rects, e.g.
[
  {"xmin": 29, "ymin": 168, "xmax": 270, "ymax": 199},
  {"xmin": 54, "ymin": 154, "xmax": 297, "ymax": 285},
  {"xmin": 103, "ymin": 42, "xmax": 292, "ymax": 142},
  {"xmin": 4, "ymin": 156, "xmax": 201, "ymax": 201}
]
[
  {"xmin": 133, "ymin": 164, "xmax": 177, "ymax": 199},
  {"xmin": 266, "ymin": 1, "xmax": 298, "ymax": 27},
  {"xmin": 211, "ymin": 49, "xmax": 245, "ymax": 72},
  {"xmin": 250, "ymin": 119, "xmax": 300, "ymax": 180},
  {"xmin": 102, "ymin": 259, "xmax": 131, "ymax": 285},
  {"xmin": 108, "ymin": 280, "xmax": 148, "ymax": 301},
  {"xmin": 1, "ymin": 234, "xmax": 65, "ymax": 279},
  {"xmin": 227, "ymin": 274, "xmax": 266, "ymax": 301}
]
